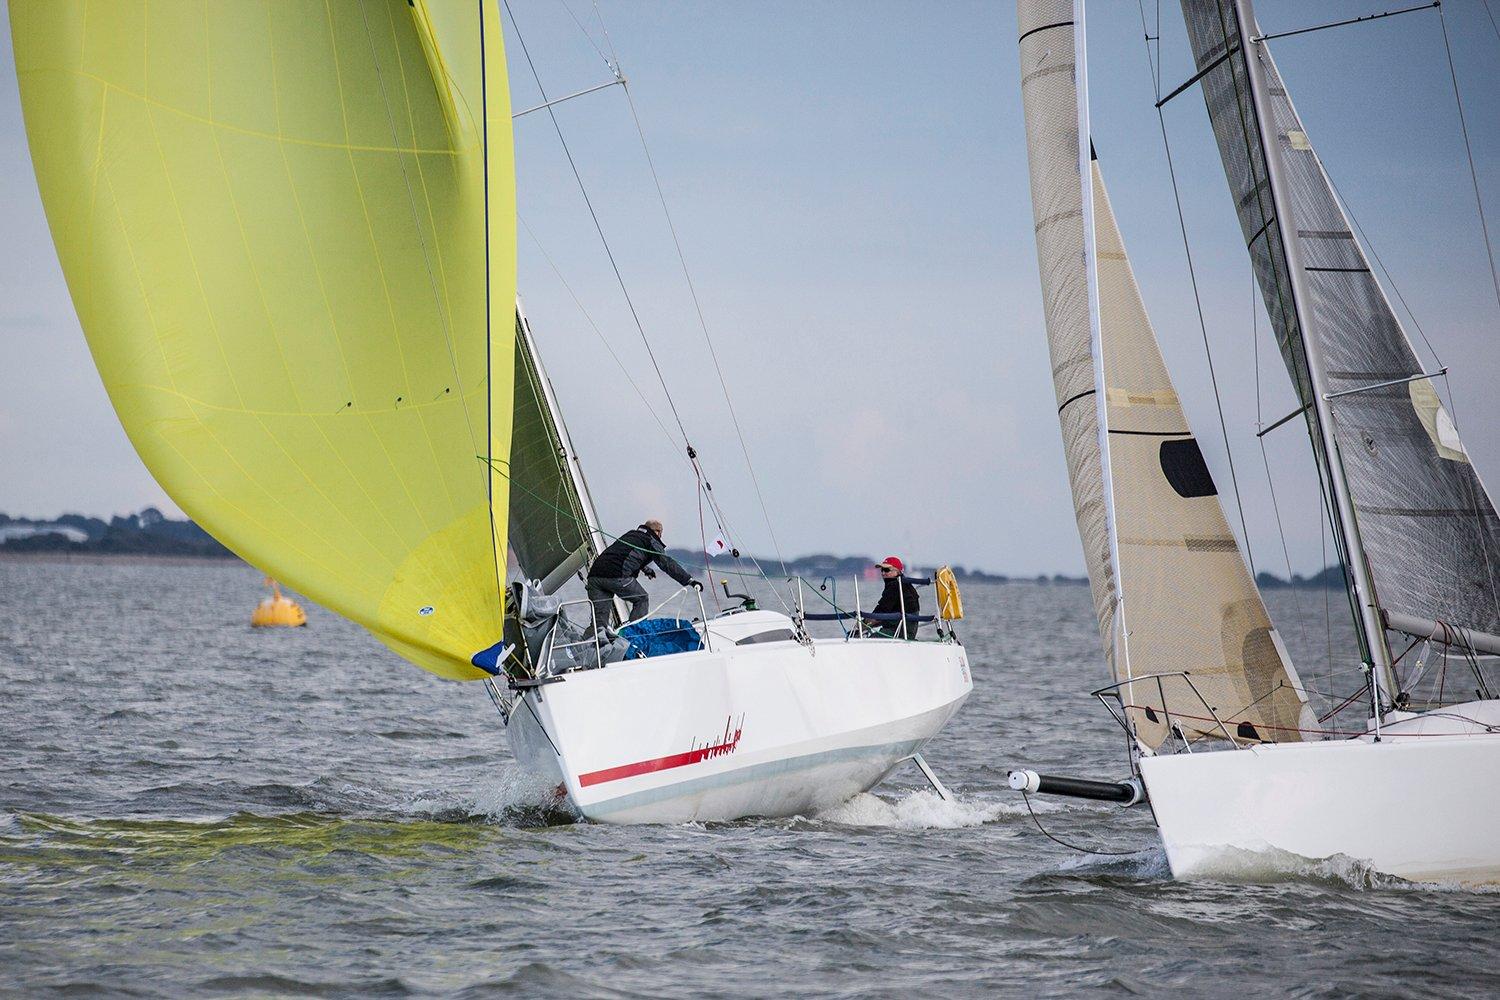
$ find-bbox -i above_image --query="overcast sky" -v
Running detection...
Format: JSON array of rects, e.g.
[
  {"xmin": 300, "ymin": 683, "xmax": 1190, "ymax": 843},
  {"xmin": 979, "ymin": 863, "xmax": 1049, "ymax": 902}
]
[{"xmin": 2, "ymin": 1, "xmax": 1498, "ymax": 576}]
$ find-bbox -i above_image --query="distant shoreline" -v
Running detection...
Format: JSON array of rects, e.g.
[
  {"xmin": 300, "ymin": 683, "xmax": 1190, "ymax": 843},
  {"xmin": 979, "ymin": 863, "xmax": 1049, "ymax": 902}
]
[
  {"xmin": 0, "ymin": 550, "xmax": 1346, "ymax": 587},
  {"xmin": 0, "ymin": 551, "xmax": 243, "ymax": 567}
]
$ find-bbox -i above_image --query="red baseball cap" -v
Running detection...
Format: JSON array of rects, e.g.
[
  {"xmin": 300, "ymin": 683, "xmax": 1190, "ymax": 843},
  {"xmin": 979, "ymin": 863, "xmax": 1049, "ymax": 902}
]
[{"xmin": 877, "ymin": 556, "xmax": 904, "ymax": 572}]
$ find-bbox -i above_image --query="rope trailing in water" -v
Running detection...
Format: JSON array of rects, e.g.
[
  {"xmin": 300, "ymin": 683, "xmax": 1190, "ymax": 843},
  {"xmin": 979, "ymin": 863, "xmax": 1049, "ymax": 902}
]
[{"xmin": 1021, "ymin": 792, "xmax": 1144, "ymax": 857}]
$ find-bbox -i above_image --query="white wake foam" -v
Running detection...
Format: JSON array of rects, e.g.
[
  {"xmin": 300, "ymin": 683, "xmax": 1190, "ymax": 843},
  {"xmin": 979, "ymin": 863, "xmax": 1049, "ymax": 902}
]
[
  {"xmin": 815, "ymin": 789, "xmax": 1030, "ymax": 829},
  {"xmin": 1167, "ymin": 843, "xmax": 1500, "ymax": 891}
]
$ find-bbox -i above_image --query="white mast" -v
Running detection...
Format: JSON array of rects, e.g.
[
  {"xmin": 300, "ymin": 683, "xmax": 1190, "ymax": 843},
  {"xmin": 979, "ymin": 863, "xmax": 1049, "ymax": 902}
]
[
  {"xmin": 1076, "ymin": 0, "xmax": 1135, "ymax": 691},
  {"xmin": 1232, "ymin": 0, "xmax": 1396, "ymax": 712}
]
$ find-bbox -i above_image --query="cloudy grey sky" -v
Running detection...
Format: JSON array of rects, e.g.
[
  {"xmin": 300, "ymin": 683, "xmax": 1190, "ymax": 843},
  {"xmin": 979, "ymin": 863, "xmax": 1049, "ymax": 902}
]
[{"xmin": 2, "ymin": 1, "xmax": 1498, "ymax": 576}]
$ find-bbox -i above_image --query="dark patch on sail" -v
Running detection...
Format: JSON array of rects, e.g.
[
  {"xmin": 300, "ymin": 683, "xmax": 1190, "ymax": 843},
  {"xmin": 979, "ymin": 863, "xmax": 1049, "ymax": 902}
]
[{"xmin": 1159, "ymin": 439, "xmax": 1218, "ymax": 498}]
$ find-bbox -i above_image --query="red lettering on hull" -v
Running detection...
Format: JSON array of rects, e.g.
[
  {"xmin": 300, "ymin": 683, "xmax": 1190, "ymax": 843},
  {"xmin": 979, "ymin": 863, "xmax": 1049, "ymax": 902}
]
[{"xmin": 579, "ymin": 715, "xmax": 744, "ymax": 787}]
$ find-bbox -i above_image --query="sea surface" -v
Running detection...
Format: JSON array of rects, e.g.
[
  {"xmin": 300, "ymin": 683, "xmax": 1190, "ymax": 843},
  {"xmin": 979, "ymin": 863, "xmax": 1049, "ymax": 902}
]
[{"xmin": 3, "ymin": 559, "xmax": 1498, "ymax": 998}]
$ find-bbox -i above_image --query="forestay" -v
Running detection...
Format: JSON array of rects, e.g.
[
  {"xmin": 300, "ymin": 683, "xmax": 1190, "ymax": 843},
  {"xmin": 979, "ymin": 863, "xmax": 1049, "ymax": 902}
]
[
  {"xmin": 11, "ymin": 0, "xmax": 516, "ymax": 680},
  {"xmin": 1180, "ymin": 0, "xmax": 1500, "ymax": 639},
  {"xmin": 1019, "ymin": 0, "xmax": 1309, "ymax": 747}
]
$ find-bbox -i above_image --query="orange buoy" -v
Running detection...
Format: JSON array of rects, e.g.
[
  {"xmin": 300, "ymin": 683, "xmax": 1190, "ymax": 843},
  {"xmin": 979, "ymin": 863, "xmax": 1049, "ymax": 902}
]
[{"xmin": 252, "ymin": 577, "xmax": 307, "ymax": 627}]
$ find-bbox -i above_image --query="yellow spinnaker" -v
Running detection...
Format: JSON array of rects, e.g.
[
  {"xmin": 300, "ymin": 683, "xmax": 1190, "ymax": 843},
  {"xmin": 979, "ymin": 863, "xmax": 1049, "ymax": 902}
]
[{"xmin": 11, "ymin": 1, "xmax": 516, "ymax": 680}]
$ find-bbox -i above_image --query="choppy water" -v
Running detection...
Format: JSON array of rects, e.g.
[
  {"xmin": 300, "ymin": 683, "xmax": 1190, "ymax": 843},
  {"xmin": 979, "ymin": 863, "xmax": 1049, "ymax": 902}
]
[{"xmin": 3, "ymin": 559, "xmax": 1499, "ymax": 997}]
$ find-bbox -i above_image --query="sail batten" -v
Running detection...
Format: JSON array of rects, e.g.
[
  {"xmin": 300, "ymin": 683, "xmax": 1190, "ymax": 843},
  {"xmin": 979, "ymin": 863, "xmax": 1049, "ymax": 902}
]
[
  {"xmin": 1020, "ymin": 0, "xmax": 1307, "ymax": 748},
  {"xmin": 13, "ymin": 0, "xmax": 517, "ymax": 680}
]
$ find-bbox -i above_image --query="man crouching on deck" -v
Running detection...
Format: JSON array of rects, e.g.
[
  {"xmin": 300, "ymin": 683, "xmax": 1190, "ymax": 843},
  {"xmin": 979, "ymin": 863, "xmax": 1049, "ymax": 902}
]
[{"xmin": 585, "ymin": 519, "xmax": 702, "ymax": 629}]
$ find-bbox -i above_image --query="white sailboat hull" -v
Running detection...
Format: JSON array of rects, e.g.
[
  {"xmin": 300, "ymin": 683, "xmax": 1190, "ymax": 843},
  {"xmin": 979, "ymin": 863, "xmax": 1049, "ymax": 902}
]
[
  {"xmin": 1140, "ymin": 701, "xmax": 1500, "ymax": 883},
  {"xmin": 504, "ymin": 636, "xmax": 971, "ymax": 824}
]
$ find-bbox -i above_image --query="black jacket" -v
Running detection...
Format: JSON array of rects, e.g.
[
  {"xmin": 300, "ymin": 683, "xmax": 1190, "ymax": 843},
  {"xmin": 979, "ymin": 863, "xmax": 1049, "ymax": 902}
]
[
  {"xmin": 587, "ymin": 525, "xmax": 696, "ymax": 587},
  {"xmin": 871, "ymin": 575, "xmax": 920, "ymax": 637},
  {"xmin": 872, "ymin": 576, "xmax": 920, "ymax": 617}
]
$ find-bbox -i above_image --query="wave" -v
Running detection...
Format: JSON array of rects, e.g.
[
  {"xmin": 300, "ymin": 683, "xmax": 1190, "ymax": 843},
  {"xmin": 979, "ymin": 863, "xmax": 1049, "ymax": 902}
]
[
  {"xmin": 1056, "ymin": 847, "xmax": 1172, "ymax": 879},
  {"xmin": 1169, "ymin": 843, "xmax": 1500, "ymax": 892},
  {"xmin": 813, "ymin": 789, "xmax": 1032, "ymax": 830}
]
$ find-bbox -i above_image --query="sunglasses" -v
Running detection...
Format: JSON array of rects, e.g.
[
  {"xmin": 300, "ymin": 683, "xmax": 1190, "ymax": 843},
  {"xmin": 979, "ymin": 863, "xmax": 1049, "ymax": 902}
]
[{"xmin": 879, "ymin": 566, "xmax": 897, "ymax": 573}]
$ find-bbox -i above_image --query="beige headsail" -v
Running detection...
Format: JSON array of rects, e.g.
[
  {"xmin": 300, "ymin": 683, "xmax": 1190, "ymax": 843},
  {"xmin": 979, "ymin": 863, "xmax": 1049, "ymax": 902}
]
[{"xmin": 1018, "ymin": 0, "xmax": 1310, "ymax": 747}]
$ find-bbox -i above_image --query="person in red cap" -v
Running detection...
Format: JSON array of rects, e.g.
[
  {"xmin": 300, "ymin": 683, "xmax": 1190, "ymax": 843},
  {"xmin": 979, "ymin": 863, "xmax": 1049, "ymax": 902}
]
[{"xmin": 864, "ymin": 556, "xmax": 921, "ymax": 639}]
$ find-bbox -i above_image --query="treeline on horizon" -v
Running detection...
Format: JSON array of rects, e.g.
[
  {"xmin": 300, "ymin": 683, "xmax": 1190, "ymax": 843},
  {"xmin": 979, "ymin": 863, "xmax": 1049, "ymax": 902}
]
[
  {"xmin": 0, "ymin": 509, "xmax": 230, "ymax": 558},
  {"xmin": 0, "ymin": 509, "xmax": 1350, "ymax": 588}
]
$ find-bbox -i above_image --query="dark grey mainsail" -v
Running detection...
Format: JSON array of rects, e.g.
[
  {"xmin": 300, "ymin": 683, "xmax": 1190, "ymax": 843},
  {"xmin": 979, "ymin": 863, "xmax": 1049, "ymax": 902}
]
[
  {"xmin": 508, "ymin": 306, "xmax": 601, "ymax": 593},
  {"xmin": 1180, "ymin": 0, "xmax": 1500, "ymax": 647}
]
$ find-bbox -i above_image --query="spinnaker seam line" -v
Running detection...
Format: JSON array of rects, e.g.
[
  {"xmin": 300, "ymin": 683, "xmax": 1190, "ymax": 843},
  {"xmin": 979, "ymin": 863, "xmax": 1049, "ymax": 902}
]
[
  {"xmin": 115, "ymin": 85, "xmax": 440, "ymax": 596},
  {"xmin": 359, "ymin": 0, "xmax": 473, "ymax": 524},
  {"xmin": 141, "ymin": 103, "xmax": 248, "ymax": 411},
  {"xmin": 36, "ymin": 68, "xmax": 467, "ymax": 156},
  {"xmin": 381, "ymin": 0, "xmax": 466, "ymax": 388},
  {"xmin": 320, "ymin": 10, "xmax": 476, "ymax": 583},
  {"xmin": 203, "ymin": 40, "xmax": 306, "ymax": 417},
  {"xmin": 323, "ymin": 0, "xmax": 422, "ymax": 426}
]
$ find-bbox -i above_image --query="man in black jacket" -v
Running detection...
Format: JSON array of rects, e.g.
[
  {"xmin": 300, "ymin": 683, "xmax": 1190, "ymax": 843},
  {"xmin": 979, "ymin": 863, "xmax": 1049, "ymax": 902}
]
[
  {"xmin": 585, "ymin": 519, "xmax": 701, "ymax": 628},
  {"xmin": 865, "ymin": 555, "xmax": 920, "ymax": 639}
]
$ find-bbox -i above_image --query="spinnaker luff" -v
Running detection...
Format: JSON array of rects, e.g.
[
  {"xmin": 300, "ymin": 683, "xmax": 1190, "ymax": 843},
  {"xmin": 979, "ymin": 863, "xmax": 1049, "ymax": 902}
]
[{"xmin": 11, "ymin": 0, "xmax": 516, "ymax": 679}]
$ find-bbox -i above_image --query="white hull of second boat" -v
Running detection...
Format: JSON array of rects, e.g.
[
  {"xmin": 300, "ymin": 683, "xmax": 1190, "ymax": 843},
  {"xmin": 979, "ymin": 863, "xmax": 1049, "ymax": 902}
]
[
  {"xmin": 1140, "ymin": 700, "xmax": 1500, "ymax": 884},
  {"xmin": 505, "ymin": 636, "xmax": 972, "ymax": 824}
]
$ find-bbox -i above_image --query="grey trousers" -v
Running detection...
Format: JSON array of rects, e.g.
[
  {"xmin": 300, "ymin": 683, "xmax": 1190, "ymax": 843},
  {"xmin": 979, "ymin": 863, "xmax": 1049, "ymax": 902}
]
[{"xmin": 585, "ymin": 576, "xmax": 650, "ymax": 629}]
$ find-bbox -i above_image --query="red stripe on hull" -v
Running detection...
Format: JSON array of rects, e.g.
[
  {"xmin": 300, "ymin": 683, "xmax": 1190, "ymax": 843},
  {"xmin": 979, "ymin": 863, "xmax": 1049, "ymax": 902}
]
[{"xmin": 579, "ymin": 722, "xmax": 742, "ymax": 787}]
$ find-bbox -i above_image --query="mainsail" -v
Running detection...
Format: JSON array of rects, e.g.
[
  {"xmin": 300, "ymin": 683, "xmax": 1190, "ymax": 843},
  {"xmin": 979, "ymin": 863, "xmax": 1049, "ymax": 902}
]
[
  {"xmin": 11, "ymin": 0, "xmax": 517, "ymax": 680},
  {"xmin": 508, "ymin": 304, "xmax": 602, "ymax": 593},
  {"xmin": 1019, "ymin": 0, "xmax": 1308, "ymax": 747},
  {"xmin": 1180, "ymin": 0, "xmax": 1500, "ymax": 648}
]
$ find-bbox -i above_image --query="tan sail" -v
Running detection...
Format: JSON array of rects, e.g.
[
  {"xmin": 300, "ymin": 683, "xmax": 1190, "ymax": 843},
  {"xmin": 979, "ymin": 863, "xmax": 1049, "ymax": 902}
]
[
  {"xmin": 1017, "ymin": 0, "xmax": 1119, "ymax": 673},
  {"xmin": 1018, "ymin": 0, "xmax": 1309, "ymax": 747}
]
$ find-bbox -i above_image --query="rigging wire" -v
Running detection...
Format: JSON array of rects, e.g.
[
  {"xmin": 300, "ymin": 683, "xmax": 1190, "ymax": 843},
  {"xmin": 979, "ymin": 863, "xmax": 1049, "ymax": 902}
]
[
  {"xmin": 506, "ymin": 1, "xmax": 770, "ymax": 604},
  {"xmin": 1317, "ymin": 161, "xmax": 1443, "ymax": 369},
  {"xmin": 1484, "ymin": 0, "xmax": 1500, "ymax": 46},
  {"xmin": 618, "ymin": 70, "xmax": 792, "ymax": 581},
  {"xmin": 504, "ymin": 0, "xmax": 694, "ymax": 450},
  {"xmin": 1135, "ymin": 0, "xmax": 1259, "ymax": 577},
  {"xmin": 1251, "ymin": 273, "xmax": 1309, "ymax": 651},
  {"xmin": 557, "ymin": 0, "xmax": 614, "ymax": 69},
  {"xmin": 586, "ymin": 0, "xmax": 792, "ymax": 581},
  {"xmin": 1437, "ymin": 1, "xmax": 1500, "ymax": 326},
  {"xmin": 519, "ymin": 215, "xmax": 685, "ymax": 458},
  {"xmin": 510, "ymin": 1, "xmax": 794, "ymax": 609}
]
